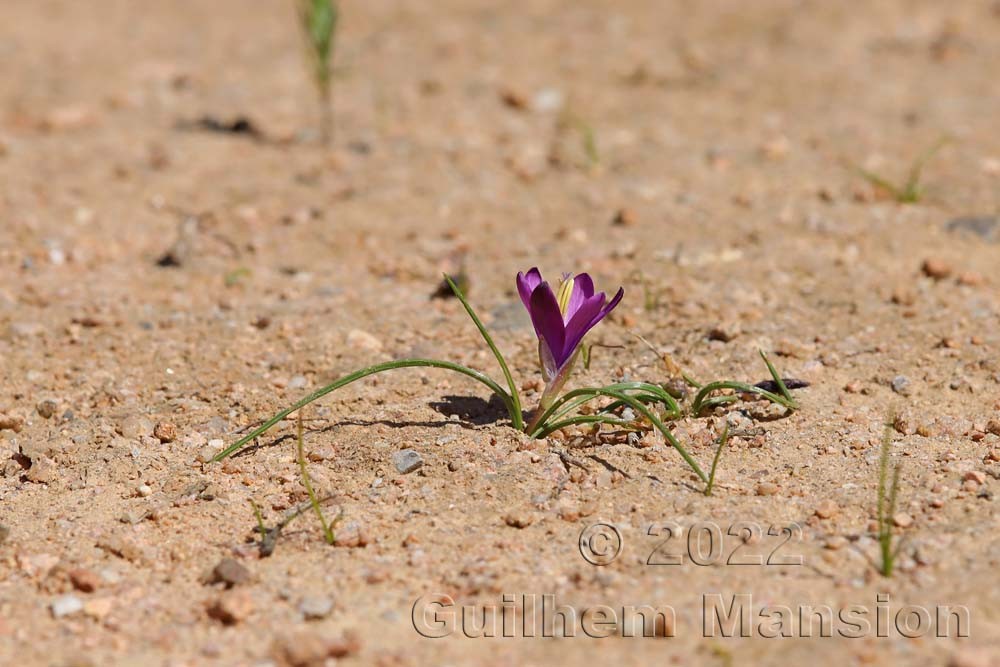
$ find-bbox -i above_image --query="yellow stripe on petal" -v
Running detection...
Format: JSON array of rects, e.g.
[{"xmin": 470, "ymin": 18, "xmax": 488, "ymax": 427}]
[{"xmin": 556, "ymin": 277, "xmax": 575, "ymax": 316}]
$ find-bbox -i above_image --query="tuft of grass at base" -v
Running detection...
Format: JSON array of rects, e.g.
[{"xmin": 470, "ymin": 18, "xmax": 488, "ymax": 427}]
[{"xmin": 856, "ymin": 138, "xmax": 949, "ymax": 204}]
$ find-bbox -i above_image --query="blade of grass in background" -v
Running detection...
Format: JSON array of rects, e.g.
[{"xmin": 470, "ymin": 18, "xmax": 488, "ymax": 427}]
[{"xmin": 298, "ymin": 0, "xmax": 339, "ymax": 146}]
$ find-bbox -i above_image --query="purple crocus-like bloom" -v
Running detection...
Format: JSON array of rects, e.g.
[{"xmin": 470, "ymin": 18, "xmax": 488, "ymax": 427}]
[{"xmin": 516, "ymin": 267, "xmax": 624, "ymax": 385}]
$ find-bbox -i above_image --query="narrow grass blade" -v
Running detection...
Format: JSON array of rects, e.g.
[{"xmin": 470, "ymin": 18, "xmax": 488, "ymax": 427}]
[
  {"xmin": 705, "ymin": 425, "xmax": 730, "ymax": 496},
  {"xmin": 296, "ymin": 412, "xmax": 335, "ymax": 544},
  {"xmin": 214, "ymin": 358, "xmax": 514, "ymax": 461},
  {"xmin": 529, "ymin": 382, "xmax": 680, "ymax": 436},
  {"xmin": 692, "ymin": 381, "xmax": 795, "ymax": 414},
  {"xmin": 445, "ymin": 274, "xmax": 523, "ymax": 430},
  {"xmin": 532, "ymin": 414, "xmax": 641, "ymax": 438},
  {"xmin": 759, "ymin": 350, "xmax": 797, "ymax": 407},
  {"xmin": 533, "ymin": 386, "xmax": 707, "ymax": 483},
  {"xmin": 902, "ymin": 137, "xmax": 949, "ymax": 201}
]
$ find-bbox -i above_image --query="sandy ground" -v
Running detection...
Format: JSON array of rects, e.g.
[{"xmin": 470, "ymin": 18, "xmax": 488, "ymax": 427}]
[{"xmin": 2, "ymin": 0, "xmax": 999, "ymax": 665}]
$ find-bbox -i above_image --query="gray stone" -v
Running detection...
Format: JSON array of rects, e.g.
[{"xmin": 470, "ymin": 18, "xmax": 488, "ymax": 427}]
[
  {"xmin": 393, "ymin": 449, "xmax": 423, "ymax": 474},
  {"xmin": 891, "ymin": 375, "xmax": 912, "ymax": 396},
  {"xmin": 945, "ymin": 216, "xmax": 999, "ymax": 242}
]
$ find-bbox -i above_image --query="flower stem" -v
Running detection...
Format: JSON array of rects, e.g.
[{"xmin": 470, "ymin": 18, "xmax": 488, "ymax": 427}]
[
  {"xmin": 213, "ymin": 358, "xmax": 515, "ymax": 461},
  {"xmin": 445, "ymin": 274, "xmax": 523, "ymax": 430}
]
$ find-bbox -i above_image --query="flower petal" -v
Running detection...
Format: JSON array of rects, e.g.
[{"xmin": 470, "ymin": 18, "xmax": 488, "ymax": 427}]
[
  {"xmin": 561, "ymin": 293, "xmax": 608, "ymax": 359},
  {"xmin": 528, "ymin": 282, "xmax": 567, "ymax": 367},
  {"xmin": 516, "ymin": 268, "xmax": 543, "ymax": 311},
  {"xmin": 563, "ymin": 273, "xmax": 595, "ymax": 322},
  {"xmin": 598, "ymin": 287, "xmax": 624, "ymax": 322},
  {"xmin": 538, "ymin": 338, "xmax": 558, "ymax": 382}
]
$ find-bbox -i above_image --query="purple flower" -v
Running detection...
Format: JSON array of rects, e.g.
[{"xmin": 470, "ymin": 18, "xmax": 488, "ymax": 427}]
[{"xmin": 517, "ymin": 267, "xmax": 624, "ymax": 383}]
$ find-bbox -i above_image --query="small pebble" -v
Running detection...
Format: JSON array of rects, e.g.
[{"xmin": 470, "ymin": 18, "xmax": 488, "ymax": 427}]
[
  {"xmin": 892, "ymin": 512, "xmax": 913, "ymax": 528},
  {"xmin": 503, "ymin": 512, "xmax": 534, "ymax": 529},
  {"xmin": 69, "ymin": 568, "xmax": 101, "ymax": 593},
  {"xmin": 921, "ymin": 258, "xmax": 952, "ymax": 280},
  {"xmin": 298, "ymin": 596, "xmax": 335, "ymax": 620},
  {"xmin": 957, "ymin": 271, "xmax": 984, "ymax": 287},
  {"xmin": 532, "ymin": 88, "xmax": 564, "ymax": 112},
  {"xmin": 0, "ymin": 414, "xmax": 25, "ymax": 432},
  {"xmin": 333, "ymin": 522, "xmax": 369, "ymax": 548},
  {"xmin": 25, "ymin": 456, "xmax": 59, "ymax": 484},
  {"xmin": 206, "ymin": 590, "xmax": 254, "ymax": 625},
  {"xmin": 306, "ymin": 445, "xmax": 335, "ymax": 462},
  {"xmin": 890, "ymin": 287, "xmax": 915, "ymax": 306},
  {"xmin": 51, "ymin": 595, "xmax": 84, "ymax": 618},
  {"xmin": 891, "ymin": 375, "xmax": 912, "ymax": 396},
  {"xmin": 611, "ymin": 207, "xmax": 637, "ymax": 227},
  {"xmin": 499, "ymin": 87, "xmax": 529, "ymax": 110},
  {"xmin": 393, "ymin": 449, "xmax": 423, "ymax": 474},
  {"xmin": 82, "ymin": 597, "xmax": 113, "ymax": 620},
  {"xmin": 196, "ymin": 444, "xmax": 222, "ymax": 463},
  {"xmin": 814, "ymin": 500, "xmax": 839, "ymax": 519},
  {"xmin": 893, "ymin": 414, "xmax": 914, "ymax": 435},
  {"xmin": 557, "ymin": 502, "xmax": 581, "ymax": 522},
  {"xmin": 120, "ymin": 415, "xmax": 154, "ymax": 439},
  {"xmin": 963, "ymin": 471, "xmax": 986, "ymax": 484},
  {"xmin": 36, "ymin": 399, "xmax": 59, "ymax": 419},
  {"xmin": 708, "ymin": 321, "xmax": 741, "ymax": 343},
  {"xmin": 755, "ymin": 482, "xmax": 779, "ymax": 496},
  {"xmin": 153, "ymin": 421, "xmax": 177, "ymax": 443},
  {"xmin": 208, "ymin": 558, "xmax": 251, "ymax": 588},
  {"xmin": 824, "ymin": 535, "xmax": 848, "ymax": 550},
  {"xmin": 271, "ymin": 630, "xmax": 361, "ymax": 666}
]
